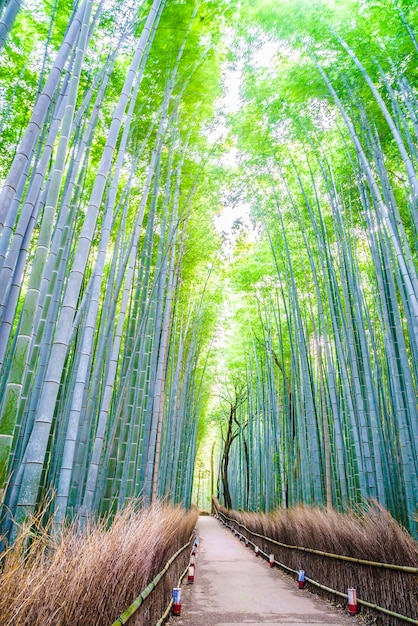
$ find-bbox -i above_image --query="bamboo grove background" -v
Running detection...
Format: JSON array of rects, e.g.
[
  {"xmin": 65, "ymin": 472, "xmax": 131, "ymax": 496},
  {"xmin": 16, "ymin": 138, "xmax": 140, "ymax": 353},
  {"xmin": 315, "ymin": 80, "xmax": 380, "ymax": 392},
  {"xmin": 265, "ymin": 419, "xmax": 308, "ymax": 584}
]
[
  {"xmin": 209, "ymin": 0, "xmax": 418, "ymax": 537},
  {"xmin": 0, "ymin": 0, "xmax": 228, "ymax": 541},
  {"xmin": 0, "ymin": 0, "xmax": 417, "ymax": 543}
]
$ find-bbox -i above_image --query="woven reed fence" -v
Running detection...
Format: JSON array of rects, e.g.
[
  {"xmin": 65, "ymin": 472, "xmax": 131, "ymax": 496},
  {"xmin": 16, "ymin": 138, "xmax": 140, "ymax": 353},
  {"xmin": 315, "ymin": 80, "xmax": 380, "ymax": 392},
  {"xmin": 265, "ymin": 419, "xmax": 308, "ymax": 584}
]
[
  {"xmin": 0, "ymin": 504, "xmax": 198, "ymax": 626},
  {"xmin": 111, "ymin": 532, "xmax": 195, "ymax": 626},
  {"xmin": 213, "ymin": 500, "xmax": 418, "ymax": 626}
]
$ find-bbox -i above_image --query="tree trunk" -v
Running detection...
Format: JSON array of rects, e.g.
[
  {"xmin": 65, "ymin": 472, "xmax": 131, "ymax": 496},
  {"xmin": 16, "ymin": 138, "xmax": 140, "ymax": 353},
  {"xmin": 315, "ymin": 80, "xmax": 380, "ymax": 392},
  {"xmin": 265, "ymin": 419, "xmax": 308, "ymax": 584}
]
[{"xmin": 221, "ymin": 405, "xmax": 236, "ymax": 510}]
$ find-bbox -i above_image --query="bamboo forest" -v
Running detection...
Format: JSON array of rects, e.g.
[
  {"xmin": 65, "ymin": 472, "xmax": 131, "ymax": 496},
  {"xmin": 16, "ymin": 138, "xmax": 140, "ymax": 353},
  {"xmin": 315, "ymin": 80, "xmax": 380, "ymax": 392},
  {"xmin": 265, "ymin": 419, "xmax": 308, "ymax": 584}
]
[{"xmin": 0, "ymin": 0, "xmax": 418, "ymax": 563}]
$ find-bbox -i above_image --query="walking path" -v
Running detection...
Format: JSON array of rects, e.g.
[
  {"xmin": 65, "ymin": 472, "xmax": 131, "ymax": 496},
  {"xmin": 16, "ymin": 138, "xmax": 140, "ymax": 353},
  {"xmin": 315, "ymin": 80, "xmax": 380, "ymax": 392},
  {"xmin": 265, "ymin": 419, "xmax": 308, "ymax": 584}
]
[{"xmin": 170, "ymin": 515, "xmax": 361, "ymax": 625}]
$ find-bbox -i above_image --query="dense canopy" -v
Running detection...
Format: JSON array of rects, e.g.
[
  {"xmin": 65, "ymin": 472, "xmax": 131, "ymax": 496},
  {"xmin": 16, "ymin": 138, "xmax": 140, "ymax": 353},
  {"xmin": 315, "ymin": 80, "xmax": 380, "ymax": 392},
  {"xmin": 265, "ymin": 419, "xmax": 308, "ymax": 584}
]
[{"xmin": 0, "ymin": 0, "xmax": 417, "ymax": 542}]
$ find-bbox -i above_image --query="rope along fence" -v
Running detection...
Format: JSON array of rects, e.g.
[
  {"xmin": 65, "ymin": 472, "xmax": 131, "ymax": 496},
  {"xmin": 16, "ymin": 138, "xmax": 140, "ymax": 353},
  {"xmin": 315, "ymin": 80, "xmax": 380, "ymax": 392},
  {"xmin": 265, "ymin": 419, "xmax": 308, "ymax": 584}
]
[
  {"xmin": 111, "ymin": 532, "xmax": 195, "ymax": 626},
  {"xmin": 214, "ymin": 505, "xmax": 418, "ymax": 625}
]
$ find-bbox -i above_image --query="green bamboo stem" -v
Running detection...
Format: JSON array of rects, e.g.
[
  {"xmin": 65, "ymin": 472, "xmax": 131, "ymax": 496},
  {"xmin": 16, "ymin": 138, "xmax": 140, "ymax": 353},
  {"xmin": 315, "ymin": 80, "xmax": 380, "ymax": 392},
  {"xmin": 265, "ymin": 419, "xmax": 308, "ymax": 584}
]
[{"xmin": 110, "ymin": 533, "xmax": 194, "ymax": 626}]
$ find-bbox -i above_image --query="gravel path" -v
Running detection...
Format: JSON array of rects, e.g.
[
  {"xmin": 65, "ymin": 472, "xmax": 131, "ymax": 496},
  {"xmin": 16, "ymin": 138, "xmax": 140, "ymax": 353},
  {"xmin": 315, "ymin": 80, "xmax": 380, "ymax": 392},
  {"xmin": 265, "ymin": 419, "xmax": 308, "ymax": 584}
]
[{"xmin": 168, "ymin": 515, "xmax": 363, "ymax": 626}]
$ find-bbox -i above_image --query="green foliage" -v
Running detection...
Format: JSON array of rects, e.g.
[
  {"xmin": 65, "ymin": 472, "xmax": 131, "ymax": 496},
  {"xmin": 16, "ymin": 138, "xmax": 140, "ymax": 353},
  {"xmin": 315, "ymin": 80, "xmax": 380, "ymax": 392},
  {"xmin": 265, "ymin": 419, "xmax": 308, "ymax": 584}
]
[
  {"xmin": 0, "ymin": 0, "xmax": 417, "ymax": 541},
  {"xmin": 210, "ymin": 0, "xmax": 418, "ymax": 535}
]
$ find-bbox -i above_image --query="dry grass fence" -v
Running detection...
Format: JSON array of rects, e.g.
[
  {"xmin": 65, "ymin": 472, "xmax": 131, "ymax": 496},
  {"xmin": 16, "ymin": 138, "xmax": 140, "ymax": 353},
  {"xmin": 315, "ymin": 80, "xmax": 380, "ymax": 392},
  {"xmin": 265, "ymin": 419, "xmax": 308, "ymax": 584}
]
[
  {"xmin": 213, "ymin": 498, "xmax": 418, "ymax": 625},
  {"xmin": 0, "ymin": 502, "xmax": 198, "ymax": 626}
]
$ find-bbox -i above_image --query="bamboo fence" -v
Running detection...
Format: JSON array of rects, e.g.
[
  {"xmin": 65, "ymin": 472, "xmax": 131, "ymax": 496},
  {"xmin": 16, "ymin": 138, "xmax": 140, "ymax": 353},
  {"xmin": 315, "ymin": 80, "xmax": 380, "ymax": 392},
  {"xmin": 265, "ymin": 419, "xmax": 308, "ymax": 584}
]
[{"xmin": 214, "ymin": 501, "xmax": 418, "ymax": 625}]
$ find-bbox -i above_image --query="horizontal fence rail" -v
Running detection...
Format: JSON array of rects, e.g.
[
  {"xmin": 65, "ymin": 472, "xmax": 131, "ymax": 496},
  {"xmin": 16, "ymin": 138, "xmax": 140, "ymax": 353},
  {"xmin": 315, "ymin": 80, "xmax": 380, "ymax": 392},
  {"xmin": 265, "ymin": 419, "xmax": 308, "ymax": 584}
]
[
  {"xmin": 217, "ymin": 510, "xmax": 418, "ymax": 574},
  {"xmin": 155, "ymin": 561, "xmax": 190, "ymax": 625},
  {"xmin": 111, "ymin": 532, "xmax": 194, "ymax": 626},
  {"xmin": 214, "ymin": 506, "xmax": 418, "ymax": 625}
]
